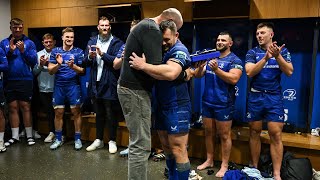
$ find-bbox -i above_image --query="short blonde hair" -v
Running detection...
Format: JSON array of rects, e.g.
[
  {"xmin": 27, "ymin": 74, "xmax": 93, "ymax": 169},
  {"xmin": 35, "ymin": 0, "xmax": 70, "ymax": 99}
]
[{"xmin": 62, "ymin": 27, "xmax": 74, "ymax": 35}]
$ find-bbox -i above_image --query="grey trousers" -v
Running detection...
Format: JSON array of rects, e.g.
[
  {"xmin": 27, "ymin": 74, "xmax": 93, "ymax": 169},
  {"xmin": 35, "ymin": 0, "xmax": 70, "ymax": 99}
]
[{"xmin": 117, "ymin": 85, "xmax": 152, "ymax": 180}]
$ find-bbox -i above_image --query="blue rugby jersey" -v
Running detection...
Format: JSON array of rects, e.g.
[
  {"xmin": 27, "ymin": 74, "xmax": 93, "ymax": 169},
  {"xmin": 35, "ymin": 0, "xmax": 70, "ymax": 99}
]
[
  {"xmin": 154, "ymin": 40, "xmax": 191, "ymax": 108},
  {"xmin": 202, "ymin": 52, "xmax": 243, "ymax": 108},
  {"xmin": 245, "ymin": 46, "xmax": 291, "ymax": 92},
  {"xmin": 49, "ymin": 47, "xmax": 84, "ymax": 86}
]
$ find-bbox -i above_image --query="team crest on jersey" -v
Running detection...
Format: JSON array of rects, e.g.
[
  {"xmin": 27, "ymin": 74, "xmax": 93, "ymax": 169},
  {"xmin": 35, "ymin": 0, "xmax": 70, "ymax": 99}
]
[{"xmin": 218, "ymin": 63, "xmax": 224, "ymax": 69}]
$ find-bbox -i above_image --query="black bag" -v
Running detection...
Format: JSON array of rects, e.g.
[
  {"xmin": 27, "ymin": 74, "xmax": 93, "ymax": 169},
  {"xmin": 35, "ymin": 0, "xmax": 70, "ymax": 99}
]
[
  {"xmin": 281, "ymin": 157, "xmax": 313, "ymax": 180},
  {"xmin": 258, "ymin": 150, "xmax": 273, "ymax": 177}
]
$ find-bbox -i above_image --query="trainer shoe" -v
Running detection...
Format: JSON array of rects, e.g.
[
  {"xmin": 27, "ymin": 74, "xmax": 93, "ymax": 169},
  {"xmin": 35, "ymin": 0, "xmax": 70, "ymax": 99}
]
[
  {"xmin": 44, "ymin": 132, "xmax": 55, "ymax": 143},
  {"xmin": 33, "ymin": 130, "xmax": 41, "ymax": 139},
  {"xmin": 119, "ymin": 148, "xmax": 129, "ymax": 157},
  {"xmin": 0, "ymin": 141, "xmax": 6, "ymax": 152},
  {"xmin": 86, "ymin": 139, "xmax": 104, "ymax": 152},
  {"xmin": 74, "ymin": 139, "xmax": 82, "ymax": 150},
  {"xmin": 4, "ymin": 138, "xmax": 19, "ymax": 147},
  {"xmin": 27, "ymin": 138, "xmax": 35, "ymax": 146},
  {"xmin": 50, "ymin": 139, "xmax": 62, "ymax": 150},
  {"xmin": 108, "ymin": 140, "xmax": 117, "ymax": 154}
]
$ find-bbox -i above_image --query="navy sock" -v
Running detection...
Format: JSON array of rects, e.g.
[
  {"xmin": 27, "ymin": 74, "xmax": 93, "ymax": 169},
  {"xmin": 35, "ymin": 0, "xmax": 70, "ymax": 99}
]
[
  {"xmin": 55, "ymin": 130, "xmax": 62, "ymax": 141},
  {"xmin": 74, "ymin": 132, "xmax": 81, "ymax": 140},
  {"xmin": 165, "ymin": 154, "xmax": 178, "ymax": 180}
]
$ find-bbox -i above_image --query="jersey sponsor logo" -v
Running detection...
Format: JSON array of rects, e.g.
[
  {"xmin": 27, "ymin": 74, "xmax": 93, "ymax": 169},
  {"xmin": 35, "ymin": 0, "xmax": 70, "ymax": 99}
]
[
  {"xmin": 5, "ymin": 45, "xmax": 9, "ymax": 48},
  {"xmin": 263, "ymin": 61, "xmax": 279, "ymax": 69},
  {"xmin": 235, "ymin": 86, "xmax": 239, "ymax": 96},
  {"xmin": 283, "ymin": 89, "xmax": 296, "ymax": 101},
  {"xmin": 206, "ymin": 69, "xmax": 215, "ymax": 75},
  {"xmin": 224, "ymin": 115, "xmax": 229, "ymax": 120},
  {"xmin": 175, "ymin": 51, "xmax": 187, "ymax": 60},
  {"xmin": 0, "ymin": 102, "xmax": 5, "ymax": 106},
  {"xmin": 264, "ymin": 64, "xmax": 279, "ymax": 68},
  {"xmin": 76, "ymin": 99, "xmax": 80, "ymax": 103},
  {"xmin": 170, "ymin": 126, "xmax": 177, "ymax": 131}
]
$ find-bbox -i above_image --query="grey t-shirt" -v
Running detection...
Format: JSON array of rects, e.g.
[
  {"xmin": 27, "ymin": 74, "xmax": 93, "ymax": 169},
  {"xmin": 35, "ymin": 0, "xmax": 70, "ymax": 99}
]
[{"xmin": 119, "ymin": 18, "xmax": 162, "ymax": 92}]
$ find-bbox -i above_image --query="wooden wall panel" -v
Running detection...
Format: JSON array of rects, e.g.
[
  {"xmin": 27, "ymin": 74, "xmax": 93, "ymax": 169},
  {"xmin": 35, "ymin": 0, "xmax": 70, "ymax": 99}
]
[
  {"xmin": 27, "ymin": 9, "xmax": 61, "ymax": 27},
  {"xmin": 10, "ymin": 10, "xmax": 29, "ymax": 35},
  {"xmin": 11, "ymin": 0, "xmax": 60, "ymax": 10},
  {"xmin": 142, "ymin": 0, "xmax": 192, "ymax": 22},
  {"xmin": 250, "ymin": 0, "xmax": 319, "ymax": 19},
  {"xmin": 60, "ymin": 7, "xmax": 98, "ymax": 27},
  {"xmin": 58, "ymin": 0, "xmax": 104, "ymax": 8},
  {"xmin": 142, "ymin": 1, "xmax": 171, "ymax": 18}
]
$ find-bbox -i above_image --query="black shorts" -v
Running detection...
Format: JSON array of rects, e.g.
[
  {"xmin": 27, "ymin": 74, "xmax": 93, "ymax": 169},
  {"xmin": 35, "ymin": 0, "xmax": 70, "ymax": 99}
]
[{"xmin": 5, "ymin": 80, "xmax": 33, "ymax": 103}]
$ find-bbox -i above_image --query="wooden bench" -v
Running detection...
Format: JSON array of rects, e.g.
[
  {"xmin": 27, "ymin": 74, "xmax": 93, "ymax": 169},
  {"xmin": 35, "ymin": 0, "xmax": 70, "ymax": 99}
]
[{"xmin": 37, "ymin": 113, "xmax": 320, "ymax": 170}]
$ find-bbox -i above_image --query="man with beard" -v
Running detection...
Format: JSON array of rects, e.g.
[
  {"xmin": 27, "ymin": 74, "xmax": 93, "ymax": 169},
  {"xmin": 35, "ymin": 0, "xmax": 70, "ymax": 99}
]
[
  {"xmin": 48, "ymin": 27, "xmax": 85, "ymax": 150},
  {"xmin": 0, "ymin": 18, "xmax": 37, "ymax": 146},
  {"xmin": 194, "ymin": 32, "xmax": 243, "ymax": 178},
  {"xmin": 245, "ymin": 22, "xmax": 293, "ymax": 180},
  {"xmin": 129, "ymin": 20, "xmax": 192, "ymax": 180},
  {"xmin": 85, "ymin": 16, "xmax": 124, "ymax": 154}
]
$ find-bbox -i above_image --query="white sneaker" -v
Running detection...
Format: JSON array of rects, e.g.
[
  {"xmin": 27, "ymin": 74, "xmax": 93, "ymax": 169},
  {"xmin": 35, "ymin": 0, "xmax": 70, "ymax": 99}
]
[
  {"xmin": 108, "ymin": 140, "xmax": 117, "ymax": 154},
  {"xmin": 311, "ymin": 128, "xmax": 320, "ymax": 136},
  {"xmin": 0, "ymin": 141, "xmax": 6, "ymax": 152},
  {"xmin": 86, "ymin": 139, "xmax": 104, "ymax": 152},
  {"xmin": 44, "ymin": 132, "xmax": 55, "ymax": 143},
  {"xmin": 33, "ymin": 130, "xmax": 41, "ymax": 139}
]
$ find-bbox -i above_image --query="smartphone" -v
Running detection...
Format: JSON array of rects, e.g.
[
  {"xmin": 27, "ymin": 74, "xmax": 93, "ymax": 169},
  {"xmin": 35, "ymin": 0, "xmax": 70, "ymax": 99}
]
[{"xmin": 91, "ymin": 45, "xmax": 96, "ymax": 51}]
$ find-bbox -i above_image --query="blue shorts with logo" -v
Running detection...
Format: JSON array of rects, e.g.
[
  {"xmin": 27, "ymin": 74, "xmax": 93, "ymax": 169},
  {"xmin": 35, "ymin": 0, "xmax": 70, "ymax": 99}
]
[
  {"xmin": 154, "ymin": 104, "xmax": 191, "ymax": 134},
  {"xmin": 246, "ymin": 91, "xmax": 284, "ymax": 123},
  {"xmin": 53, "ymin": 85, "xmax": 81, "ymax": 108},
  {"xmin": 202, "ymin": 103, "xmax": 234, "ymax": 121}
]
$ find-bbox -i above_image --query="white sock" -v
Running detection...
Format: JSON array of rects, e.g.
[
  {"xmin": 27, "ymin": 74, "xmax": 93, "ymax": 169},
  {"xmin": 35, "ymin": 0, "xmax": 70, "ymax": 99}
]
[
  {"xmin": 0, "ymin": 132, "xmax": 4, "ymax": 141},
  {"xmin": 25, "ymin": 127, "xmax": 33, "ymax": 138},
  {"xmin": 12, "ymin": 127, "xmax": 19, "ymax": 140}
]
